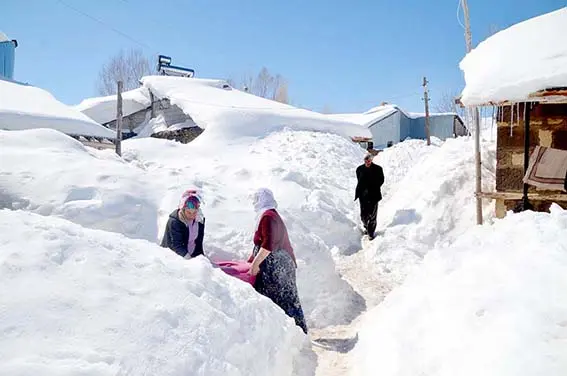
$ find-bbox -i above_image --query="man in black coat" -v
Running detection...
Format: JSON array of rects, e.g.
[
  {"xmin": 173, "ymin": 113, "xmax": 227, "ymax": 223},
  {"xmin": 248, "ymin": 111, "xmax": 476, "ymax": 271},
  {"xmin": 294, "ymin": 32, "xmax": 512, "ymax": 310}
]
[
  {"xmin": 355, "ymin": 153, "xmax": 385, "ymax": 240},
  {"xmin": 161, "ymin": 193, "xmax": 205, "ymax": 258}
]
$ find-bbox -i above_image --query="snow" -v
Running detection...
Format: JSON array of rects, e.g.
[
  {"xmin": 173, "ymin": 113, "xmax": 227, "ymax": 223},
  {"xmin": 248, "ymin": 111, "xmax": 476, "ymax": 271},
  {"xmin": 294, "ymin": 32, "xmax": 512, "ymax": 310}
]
[
  {"xmin": 0, "ymin": 121, "xmax": 364, "ymax": 373},
  {"xmin": 0, "ymin": 209, "xmax": 313, "ymax": 376},
  {"xmin": 2, "ymin": 70, "xmax": 565, "ymax": 375},
  {"xmin": 74, "ymin": 87, "xmax": 151, "ymax": 125},
  {"xmin": 353, "ymin": 205, "xmax": 567, "ymax": 376},
  {"xmin": 325, "ymin": 105, "xmax": 400, "ymax": 128},
  {"xmin": 0, "ymin": 31, "xmax": 9, "ymax": 42},
  {"xmin": 0, "ymin": 79, "xmax": 114, "ymax": 138},
  {"xmin": 134, "ymin": 113, "xmax": 199, "ymax": 138},
  {"xmin": 140, "ymin": 76, "xmax": 371, "ymax": 140},
  {"xmin": 460, "ymin": 7, "xmax": 567, "ymax": 106}
]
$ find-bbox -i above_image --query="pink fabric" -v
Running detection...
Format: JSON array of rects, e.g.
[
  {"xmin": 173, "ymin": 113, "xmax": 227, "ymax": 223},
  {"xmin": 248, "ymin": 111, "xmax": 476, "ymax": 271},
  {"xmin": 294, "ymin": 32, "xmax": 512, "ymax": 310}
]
[{"xmin": 214, "ymin": 260, "xmax": 257, "ymax": 286}]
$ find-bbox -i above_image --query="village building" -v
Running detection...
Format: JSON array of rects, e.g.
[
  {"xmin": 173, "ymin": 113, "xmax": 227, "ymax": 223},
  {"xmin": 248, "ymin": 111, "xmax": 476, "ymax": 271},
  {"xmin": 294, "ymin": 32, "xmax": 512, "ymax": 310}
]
[
  {"xmin": 459, "ymin": 7, "xmax": 567, "ymax": 218},
  {"xmin": 329, "ymin": 103, "xmax": 467, "ymax": 151},
  {"xmin": 0, "ymin": 31, "xmax": 115, "ymax": 147}
]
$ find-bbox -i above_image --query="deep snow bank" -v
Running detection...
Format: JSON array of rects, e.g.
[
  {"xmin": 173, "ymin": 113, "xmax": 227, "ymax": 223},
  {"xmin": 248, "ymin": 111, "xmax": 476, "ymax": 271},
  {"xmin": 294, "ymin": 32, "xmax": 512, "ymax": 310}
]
[
  {"xmin": 353, "ymin": 205, "xmax": 567, "ymax": 376},
  {"xmin": 361, "ymin": 135, "xmax": 496, "ymax": 282},
  {"xmin": 0, "ymin": 129, "xmax": 159, "ymax": 242},
  {"xmin": 0, "ymin": 209, "xmax": 313, "ymax": 376},
  {"xmin": 122, "ymin": 128, "xmax": 369, "ymax": 328}
]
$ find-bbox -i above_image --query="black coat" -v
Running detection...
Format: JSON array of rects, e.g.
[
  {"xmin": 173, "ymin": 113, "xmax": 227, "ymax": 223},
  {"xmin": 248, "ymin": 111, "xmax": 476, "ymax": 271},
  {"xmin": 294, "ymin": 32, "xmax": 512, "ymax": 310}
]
[
  {"xmin": 160, "ymin": 209, "xmax": 205, "ymax": 258},
  {"xmin": 355, "ymin": 163, "xmax": 385, "ymax": 202}
]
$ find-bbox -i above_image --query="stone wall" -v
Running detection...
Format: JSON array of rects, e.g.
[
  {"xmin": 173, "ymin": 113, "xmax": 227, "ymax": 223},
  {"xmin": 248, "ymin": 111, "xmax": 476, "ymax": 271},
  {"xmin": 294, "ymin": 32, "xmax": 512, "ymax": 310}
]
[
  {"xmin": 151, "ymin": 127, "xmax": 204, "ymax": 144},
  {"xmin": 495, "ymin": 102, "xmax": 567, "ymax": 216}
]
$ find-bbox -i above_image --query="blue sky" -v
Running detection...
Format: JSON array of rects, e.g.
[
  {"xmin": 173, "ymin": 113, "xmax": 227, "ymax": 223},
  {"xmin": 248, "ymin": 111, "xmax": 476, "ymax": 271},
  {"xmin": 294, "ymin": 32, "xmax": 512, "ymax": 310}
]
[{"xmin": 1, "ymin": 0, "xmax": 564, "ymax": 112}]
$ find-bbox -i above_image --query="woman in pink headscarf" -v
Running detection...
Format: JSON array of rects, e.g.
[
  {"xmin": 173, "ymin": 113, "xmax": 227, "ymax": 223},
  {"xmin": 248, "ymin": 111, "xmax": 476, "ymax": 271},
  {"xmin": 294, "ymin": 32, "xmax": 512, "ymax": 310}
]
[{"xmin": 161, "ymin": 190, "xmax": 206, "ymax": 259}]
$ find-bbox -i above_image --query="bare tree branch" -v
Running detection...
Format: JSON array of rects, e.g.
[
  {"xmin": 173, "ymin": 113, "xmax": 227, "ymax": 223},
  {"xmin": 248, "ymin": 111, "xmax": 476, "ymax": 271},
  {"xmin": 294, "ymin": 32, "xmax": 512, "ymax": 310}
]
[
  {"xmin": 434, "ymin": 89, "xmax": 464, "ymax": 117},
  {"xmin": 228, "ymin": 67, "xmax": 289, "ymax": 104},
  {"xmin": 96, "ymin": 48, "xmax": 151, "ymax": 96}
]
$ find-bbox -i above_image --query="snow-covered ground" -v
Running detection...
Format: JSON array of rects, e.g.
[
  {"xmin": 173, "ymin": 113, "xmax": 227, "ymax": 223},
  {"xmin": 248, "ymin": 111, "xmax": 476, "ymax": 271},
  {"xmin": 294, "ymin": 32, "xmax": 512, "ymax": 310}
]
[
  {"xmin": 353, "ymin": 205, "xmax": 567, "ymax": 376},
  {"xmin": 2, "ymin": 73, "xmax": 566, "ymax": 375},
  {"xmin": 0, "ymin": 209, "xmax": 313, "ymax": 376}
]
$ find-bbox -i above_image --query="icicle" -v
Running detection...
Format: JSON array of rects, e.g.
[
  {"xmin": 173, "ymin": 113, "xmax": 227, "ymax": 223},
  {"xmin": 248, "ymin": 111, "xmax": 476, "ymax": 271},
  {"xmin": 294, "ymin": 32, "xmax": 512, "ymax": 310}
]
[
  {"xmin": 491, "ymin": 105, "xmax": 496, "ymax": 142},
  {"xmin": 522, "ymin": 102, "xmax": 528, "ymax": 127},
  {"xmin": 510, "ymin": 104, "xmax": 514, "ymax": 137}
]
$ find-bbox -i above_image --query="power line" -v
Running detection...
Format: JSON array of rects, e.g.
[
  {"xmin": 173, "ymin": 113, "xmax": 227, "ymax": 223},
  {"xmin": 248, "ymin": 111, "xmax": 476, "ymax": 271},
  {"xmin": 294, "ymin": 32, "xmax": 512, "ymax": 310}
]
[
  {"xmin": 456, "ymin": 0, "xmax": 465, "ymax": 30},
  {"xmin": 55, "ymin": 0, "xmax": 156, "ymax": 53}
]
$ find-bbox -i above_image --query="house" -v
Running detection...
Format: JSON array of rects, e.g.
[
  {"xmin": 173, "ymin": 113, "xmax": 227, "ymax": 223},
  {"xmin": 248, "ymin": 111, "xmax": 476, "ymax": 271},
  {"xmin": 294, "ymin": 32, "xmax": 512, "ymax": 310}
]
[
  {"xmin": 75, "ymin": 84, "xmax": 205, "ymax": 143},
  {"xmin": 329, "ymin": 104, "xmax": 467, "ymax": 150},
  {"xmin": 459, "ymin": 7, "xmax": 567, "ymax": 218},
  {"xmin": 0, "ymin": 31, "xmax": 17, "ymax": 80},
  {"xmin": 0, "ymin": 32, "xmax": 115, "ymax": 148},
  {"xmin": 0, "ymin": 78, "xmax": 116, "ymax": 145},
  {"xmin": 76, "ymin": 76, "xmax": 371, "ymax": 144}
]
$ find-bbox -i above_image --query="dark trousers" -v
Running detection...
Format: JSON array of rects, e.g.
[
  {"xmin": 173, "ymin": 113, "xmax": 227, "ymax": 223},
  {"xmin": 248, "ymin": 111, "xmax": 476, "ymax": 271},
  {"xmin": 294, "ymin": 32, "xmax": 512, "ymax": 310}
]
[
  {"xmin": 254, "ymin": 249, "xmax": 308, "ymax": 334},
  {"xmin": 359, "ymin": 199, "xmax": 378, "ymax": 237}
]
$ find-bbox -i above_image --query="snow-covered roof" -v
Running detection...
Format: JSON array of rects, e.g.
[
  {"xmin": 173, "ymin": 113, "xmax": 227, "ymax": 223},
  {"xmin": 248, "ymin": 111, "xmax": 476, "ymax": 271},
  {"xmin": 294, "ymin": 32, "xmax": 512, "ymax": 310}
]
[
  {"xmin": 74, "ymin": 87, "xmax": 151, "ymax": 125},
  {"xmin": 460, "ymin": 7, "xmax": 567, "ymax": 106},
  {"xmin": 0, "ymin": 78, "xmax": 115, "ymax": 138},
  {"xmin": 140, "ymin": 76, "xmax": 371, "ymax": 140},
  {"xmin": 0, "ymin": 32, "xmax": 9, "ymax": 42},
  {"xmin": 327, "ymin": 105, "xmax": 461, "ymax": 128},
  {"xmin": 326, "ymin": 105, "xmax": 401, "ymax": 128}
]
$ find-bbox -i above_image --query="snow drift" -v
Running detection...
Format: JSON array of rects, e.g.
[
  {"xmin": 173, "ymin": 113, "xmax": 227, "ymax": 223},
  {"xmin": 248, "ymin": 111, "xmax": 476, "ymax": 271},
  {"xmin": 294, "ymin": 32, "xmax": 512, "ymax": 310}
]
[
  {"xmin": 0, "ymin": 209, "xmax": 313, "ymax": 376},
  {"xmin": 0, "ymin": 129, "xmax": 160, "ymax": 242},
  {"xmin": 0, "ymin": 79, "xmax": 114, "ymax": 138},
  {"xmin": 353, "ymin": 205, "xmax": 567, "ymax": 376},
  {"xmin": 122, "ymin": 128, "xmax": 368, "ymax": 328},
  {"xmin": 357, "ymin": 135, "xmax": 496, "ymax": 283}
]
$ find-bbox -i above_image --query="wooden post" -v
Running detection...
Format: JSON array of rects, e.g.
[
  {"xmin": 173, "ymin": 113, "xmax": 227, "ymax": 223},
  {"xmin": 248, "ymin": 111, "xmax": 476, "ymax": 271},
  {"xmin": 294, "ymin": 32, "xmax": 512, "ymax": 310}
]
[
  {"xmin": 462, "ymin": 0, "xmax": 483, "ymax": 225},
  {"xmin": 422, "ymin": 77, "xmax": 431, "ymax": 146},
  {"xmin": 115, "ymin": 80, "xmax": 123, "ymax": 156},
  {"xmin": 521, "ymin": 103, "xmax": 532, "ymax": 210}
]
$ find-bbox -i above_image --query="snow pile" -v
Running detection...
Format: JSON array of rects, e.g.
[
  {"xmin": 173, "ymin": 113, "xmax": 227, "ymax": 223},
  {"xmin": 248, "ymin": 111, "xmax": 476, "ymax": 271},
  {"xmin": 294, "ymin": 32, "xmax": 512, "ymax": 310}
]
[
  {"xmin": 353, "ymin": 205, "xmax": 567, "ymax": 376},
  {"xmin": 460, "ymin": 7, "xmax": 567, "ymax": 106},
  {"xmin": 134, "ymin": 113, "xmax": 199, "ymax": 138},
  {"xmin": 362, "ymin": 135, "xmax": 496, "ymax": 282},
  {"xmin": 0, "ymin": 209, "xmax": 313, "ymax": 376},
  {"xmin": 75, "ymin": 87, "xmax": 151, "ymax": 125},
  {"xmin": 123, "ymin": 129, "xmax": 368, "ymax": 327},
  {"xmin": 1, "ymin": 121, "xmax": 368, "ymax": 332},
  {"xmin": 0, "ymin": 129, "xmax": 160, "ymax": 242},
  {"xmin": 140, "ymin": 76, "xmax": 370, "ymax": 140},
  {"xmin": 0, "ymin": 79, "xmax": 114, "ymax": 138}
]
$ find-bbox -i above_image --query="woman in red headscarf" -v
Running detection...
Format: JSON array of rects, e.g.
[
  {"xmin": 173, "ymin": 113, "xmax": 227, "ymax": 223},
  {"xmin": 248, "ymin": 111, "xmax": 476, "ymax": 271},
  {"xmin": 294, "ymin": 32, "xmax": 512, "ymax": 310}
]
[{"xmin": 161, "ymin": 190, "xmax": 206, "ymax": 259}]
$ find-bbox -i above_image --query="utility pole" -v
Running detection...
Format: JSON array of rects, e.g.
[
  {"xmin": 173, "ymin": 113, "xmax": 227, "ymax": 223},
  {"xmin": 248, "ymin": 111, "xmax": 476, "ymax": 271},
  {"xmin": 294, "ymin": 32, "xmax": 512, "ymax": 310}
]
[
  {"xmin": 115, "ymin": 80, "xmax": 123, "ymax": 157},
  {"xmin": 461, "ymin": 0, "xmax": 483, "ymax": 225},
  {"xmin": 422, "ymin": 77, "xmax": 431, "ymax": 146}
]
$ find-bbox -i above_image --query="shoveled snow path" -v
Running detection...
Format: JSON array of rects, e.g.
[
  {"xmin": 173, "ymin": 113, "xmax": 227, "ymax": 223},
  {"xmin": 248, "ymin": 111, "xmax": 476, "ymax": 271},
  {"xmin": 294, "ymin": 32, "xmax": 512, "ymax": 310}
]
[{"xmin": 311, "ymin": 235, "xmax": 397, "ymax": 376}]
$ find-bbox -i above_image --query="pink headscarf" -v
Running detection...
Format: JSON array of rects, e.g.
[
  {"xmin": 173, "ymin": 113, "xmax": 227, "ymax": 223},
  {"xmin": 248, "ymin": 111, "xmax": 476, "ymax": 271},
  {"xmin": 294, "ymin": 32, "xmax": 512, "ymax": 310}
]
[{"xmin": 178, "ymin": 189, "xmax": 205, "ymax": 224}]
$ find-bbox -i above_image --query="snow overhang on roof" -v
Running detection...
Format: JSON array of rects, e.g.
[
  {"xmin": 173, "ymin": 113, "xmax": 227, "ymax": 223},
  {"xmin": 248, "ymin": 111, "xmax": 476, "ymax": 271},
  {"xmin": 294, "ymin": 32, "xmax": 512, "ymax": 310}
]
[{"xmin": 459, "ymin": 7, "xmax": 567, "ymax": 107}]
